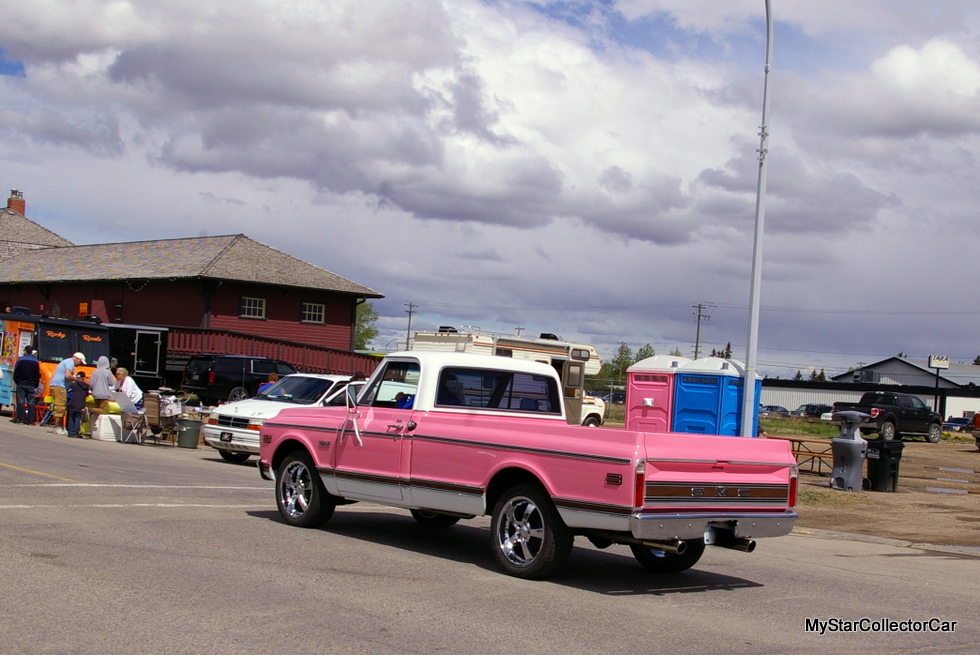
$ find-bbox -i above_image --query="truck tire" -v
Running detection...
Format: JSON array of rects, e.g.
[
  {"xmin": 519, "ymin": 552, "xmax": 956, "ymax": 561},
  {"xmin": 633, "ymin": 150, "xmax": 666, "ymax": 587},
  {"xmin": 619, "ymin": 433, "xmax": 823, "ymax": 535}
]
[
  {"xmin": 276, "ymin": 452, "xmax": 335, "ymax": 528},
  {"xmin": 490, "ymin": 484, "xmax": 573, "ymax": 579},
  {"xmin": 926, "ymin": 423, "xmax": 941, "ymax": 443},
  {"xmin": 410, "ymin": 509, "xmax": 460, "ymax": 528},
  {"xmin": 630, "ymin": 538, "xmax": 706, "ymax": 573},
  {"xmin": 582, "ymin": 416, "xmax": 601, "ymax": 427},
  {"xmin": 879, "ymin": 421, "xmax": 897, "ymax": 440},
  {"xmin": 228, "ymin": 386, "xmax": 249, "ymax": 403}
]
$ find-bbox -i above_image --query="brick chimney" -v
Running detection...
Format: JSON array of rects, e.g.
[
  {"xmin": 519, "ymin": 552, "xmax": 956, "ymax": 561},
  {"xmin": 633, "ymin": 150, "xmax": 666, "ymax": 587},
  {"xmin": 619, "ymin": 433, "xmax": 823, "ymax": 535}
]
[{"xmin": 7, "ymin": 189, "xmax": 25, "ymax": 215}]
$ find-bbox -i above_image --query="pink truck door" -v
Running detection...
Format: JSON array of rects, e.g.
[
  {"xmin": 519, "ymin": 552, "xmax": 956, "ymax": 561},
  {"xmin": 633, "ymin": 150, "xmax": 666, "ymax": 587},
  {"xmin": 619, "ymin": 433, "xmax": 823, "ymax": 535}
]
[
  {"xmin": 333, "ymin": 359, "xmax": 419, "ymax": 501},
  {"xmin": 334, "ymin": 405, "xmax": 409, "ymax": 501}
]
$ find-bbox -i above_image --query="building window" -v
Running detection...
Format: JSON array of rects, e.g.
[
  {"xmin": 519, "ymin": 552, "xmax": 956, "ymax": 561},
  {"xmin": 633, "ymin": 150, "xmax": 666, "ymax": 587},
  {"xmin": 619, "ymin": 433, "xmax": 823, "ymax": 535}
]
[
  {"xmin": 301, "ymin": 302, "xmax": 325, "ymax": 324},
  {"xmin": 239, "ymin": 296, "xmax": 267, "ymax": 319}
]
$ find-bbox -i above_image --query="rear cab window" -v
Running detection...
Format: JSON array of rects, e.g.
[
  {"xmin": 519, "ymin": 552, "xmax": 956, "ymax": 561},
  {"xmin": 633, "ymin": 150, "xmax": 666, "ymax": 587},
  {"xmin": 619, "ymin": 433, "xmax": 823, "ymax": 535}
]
[{"xmin": 435, "ymin": 367, "xmax": 561, "ymax": 415}]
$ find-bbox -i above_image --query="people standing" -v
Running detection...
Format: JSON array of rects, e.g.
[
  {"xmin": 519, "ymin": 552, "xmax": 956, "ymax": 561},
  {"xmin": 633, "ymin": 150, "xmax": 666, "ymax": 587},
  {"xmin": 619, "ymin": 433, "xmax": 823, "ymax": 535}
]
[
  {"xmin": 114, "ymin": 367, "xmax": 143, "ymax": 410},
  {"xmin": 88, "ymin": 356, "xmax": 116, "ymax": 418},
  {"xmin": 49, "ymin": 352, "xmax": 86, "ymax": 435},
  {"xmin": 12, "ymin": 346, "xmax": 41, "ymax": 425},
  {"xmin": 66, "ymin": 371, "xmax": 90, "ymax": 438}
]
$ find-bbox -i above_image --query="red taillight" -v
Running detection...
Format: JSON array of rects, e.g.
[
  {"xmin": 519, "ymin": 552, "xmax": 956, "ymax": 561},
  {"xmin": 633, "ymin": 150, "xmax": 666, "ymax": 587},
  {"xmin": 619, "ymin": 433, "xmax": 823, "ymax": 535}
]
[
  {"xmin": 788, "ymin": 464, "xmax": 799, "ymax": 508},
  {"xmin": 208, "ymin": 371, "xmax": 215, "ymax": 384},
  {"xmin": 870, "ymin": 408, "xmax": 881, "ymax": 419},
  {"xmin": 634, "ymin": 462, "xmax": 646, "ymax": 508}
]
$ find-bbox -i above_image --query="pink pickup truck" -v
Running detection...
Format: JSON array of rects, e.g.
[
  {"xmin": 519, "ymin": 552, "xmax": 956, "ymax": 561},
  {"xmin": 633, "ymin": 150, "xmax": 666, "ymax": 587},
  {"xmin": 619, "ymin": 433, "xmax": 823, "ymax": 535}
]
[{"xmin": 259, "ymin": 351, "xmax": 798, "ymax": 579}]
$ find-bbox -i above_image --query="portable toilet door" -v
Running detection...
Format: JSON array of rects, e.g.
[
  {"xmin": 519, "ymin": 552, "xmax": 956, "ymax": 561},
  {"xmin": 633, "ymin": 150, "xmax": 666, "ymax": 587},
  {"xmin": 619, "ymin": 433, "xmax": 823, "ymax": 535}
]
[
  {"xmin": 625, "ymin": 355, "xmax": 691, "ymax": 432},
  {"xmin": 716, "ymin": 361, "xmax": 762, "ymax": 436},
  {"xmin": 672, "ymin": 357, "xmax": 738, "ymax": 435}
]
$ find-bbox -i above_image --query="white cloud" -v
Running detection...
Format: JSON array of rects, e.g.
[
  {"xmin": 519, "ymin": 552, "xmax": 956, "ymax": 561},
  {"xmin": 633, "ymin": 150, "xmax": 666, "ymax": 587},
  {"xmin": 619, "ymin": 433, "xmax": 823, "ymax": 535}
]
[{"xmin": 1, "ymin": 0, "xmax": 979, "ymax": 377}]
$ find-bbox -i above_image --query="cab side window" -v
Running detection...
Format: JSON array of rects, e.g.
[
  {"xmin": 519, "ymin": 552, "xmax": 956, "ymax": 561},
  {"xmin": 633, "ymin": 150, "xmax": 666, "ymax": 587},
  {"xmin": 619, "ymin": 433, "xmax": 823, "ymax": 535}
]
[{"xmin": 360, "ymin": 361, "xmax": 420, "ymax": 409}]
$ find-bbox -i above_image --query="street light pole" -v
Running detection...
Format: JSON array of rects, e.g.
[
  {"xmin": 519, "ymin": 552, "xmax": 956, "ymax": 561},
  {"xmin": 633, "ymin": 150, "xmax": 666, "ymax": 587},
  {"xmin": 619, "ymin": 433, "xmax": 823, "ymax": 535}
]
[{"xmin": 740, "ymin": 0, "xmax": 773, "ymax": 437}]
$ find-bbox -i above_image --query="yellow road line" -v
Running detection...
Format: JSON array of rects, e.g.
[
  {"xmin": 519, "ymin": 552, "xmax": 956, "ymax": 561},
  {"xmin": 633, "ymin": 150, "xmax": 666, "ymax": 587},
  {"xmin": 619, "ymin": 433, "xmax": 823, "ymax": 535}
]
[{"xmin": 0, "ymin": 461, "xmax": 79, "ymax": 483}]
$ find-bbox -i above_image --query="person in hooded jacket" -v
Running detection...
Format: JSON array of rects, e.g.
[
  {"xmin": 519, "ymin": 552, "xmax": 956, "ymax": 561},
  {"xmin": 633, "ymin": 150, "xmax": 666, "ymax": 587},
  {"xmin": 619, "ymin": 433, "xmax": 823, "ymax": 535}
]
[{"xmin": 88, "ymin": 356, "xmax": 116, "ymax": 419}]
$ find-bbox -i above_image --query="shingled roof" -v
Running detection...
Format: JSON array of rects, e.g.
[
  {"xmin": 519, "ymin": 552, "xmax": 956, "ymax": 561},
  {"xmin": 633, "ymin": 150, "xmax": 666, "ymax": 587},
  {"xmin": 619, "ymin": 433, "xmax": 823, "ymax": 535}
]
[
  {"xmin": 0, "ymin": 233, "xmax": 382, "ymax": 297},
  {"xmin": 0, "ymin": 207, "xmax": 75, "ymax": 260}
]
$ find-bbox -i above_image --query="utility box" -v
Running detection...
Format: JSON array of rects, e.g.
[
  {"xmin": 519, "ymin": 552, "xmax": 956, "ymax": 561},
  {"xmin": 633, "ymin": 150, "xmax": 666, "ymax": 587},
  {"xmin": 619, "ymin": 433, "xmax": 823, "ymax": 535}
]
[
  {"xmin": 625, "ymin": 355, "xmax": 691, "ymax": 432},
  {"xmin": 672, "ymin": 357, "xmax": 761, "ymax": 436}
]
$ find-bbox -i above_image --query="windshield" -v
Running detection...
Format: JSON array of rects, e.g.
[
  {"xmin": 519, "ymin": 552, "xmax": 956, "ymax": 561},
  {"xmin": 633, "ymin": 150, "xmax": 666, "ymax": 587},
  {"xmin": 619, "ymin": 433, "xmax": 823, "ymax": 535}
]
[{"xmin": 256, "ymin": 376, "xmax": 338, "ymax": 404}]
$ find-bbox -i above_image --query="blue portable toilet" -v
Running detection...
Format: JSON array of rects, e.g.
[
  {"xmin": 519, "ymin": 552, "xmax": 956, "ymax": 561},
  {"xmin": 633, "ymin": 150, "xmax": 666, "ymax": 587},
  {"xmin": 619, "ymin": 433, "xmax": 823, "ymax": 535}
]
[
  {"xmin": 625, "ymin": 355, "xmax": 691, "ymax": 432},
  {"xmin": 672, "ymin": 358, "xmax": 761, "ymax": 436}
]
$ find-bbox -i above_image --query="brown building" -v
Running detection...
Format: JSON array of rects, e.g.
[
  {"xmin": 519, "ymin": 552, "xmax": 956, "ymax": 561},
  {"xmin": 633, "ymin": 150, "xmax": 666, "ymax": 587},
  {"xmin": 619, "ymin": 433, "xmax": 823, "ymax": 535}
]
[{"xmin": 0, "ymin": 191, "xmax": 382, "ymax": 353}]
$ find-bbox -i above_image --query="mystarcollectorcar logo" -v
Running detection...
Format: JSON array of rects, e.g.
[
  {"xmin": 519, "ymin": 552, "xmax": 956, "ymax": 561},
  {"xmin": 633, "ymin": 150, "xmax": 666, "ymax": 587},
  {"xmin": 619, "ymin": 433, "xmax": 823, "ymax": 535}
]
[{"xmin": 805, "ymin": 617, "xmax": 957, "ymax": 635}]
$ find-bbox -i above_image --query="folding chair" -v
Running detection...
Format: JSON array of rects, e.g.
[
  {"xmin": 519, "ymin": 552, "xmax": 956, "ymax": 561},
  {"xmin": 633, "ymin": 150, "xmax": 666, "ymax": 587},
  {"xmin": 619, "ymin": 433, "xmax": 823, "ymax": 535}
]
[
  {"xmin": 113, "ymin": 392, "xmax": 145, "ymax": 444},
  {"xmin": 120, "ymin": 412, "xmax": 148, "ymax": 444}
]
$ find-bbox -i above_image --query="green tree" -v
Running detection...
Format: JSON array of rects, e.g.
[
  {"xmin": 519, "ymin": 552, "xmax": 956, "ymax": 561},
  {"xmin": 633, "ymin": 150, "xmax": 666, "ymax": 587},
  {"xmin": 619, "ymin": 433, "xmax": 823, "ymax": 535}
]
[
  {"xmin": 669, "ymin": 348, "xmax": 684, "ymax": 357},
  {"xmin": 354, "ymin": 302, "xmax": 379, "ymax": 350},
  {"xmin": 793, "ymin": 370, "xmax": 804, "ymax": 381},
  {"xmin": 816, "ymin": 368, "xmax": 826, "ymax": 382},
  {"xmin": 599, "ymin": 342, "xmax": 635, "ymax": 381},
  {"xmin": 635, "ymin": 344, "xmax": 655, "ymax": 361},
  {"xmin": 973, "ymin": 356, "xmax": 980, "ymax": 366}
]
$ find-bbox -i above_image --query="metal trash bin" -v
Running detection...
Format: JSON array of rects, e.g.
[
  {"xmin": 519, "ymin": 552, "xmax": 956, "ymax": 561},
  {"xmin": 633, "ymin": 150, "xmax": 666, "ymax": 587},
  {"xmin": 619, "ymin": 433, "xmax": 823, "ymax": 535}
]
[
  {"xmin": 830, "ymin": 411, "xmax": 869, "ymax": 491},
  {"xmin": 176, "ymin": 418, "xmax": 203, "ymax": 449},
  {"xmin": 865, "ymin": 440, "xmax": 904, "ymax": 492}
]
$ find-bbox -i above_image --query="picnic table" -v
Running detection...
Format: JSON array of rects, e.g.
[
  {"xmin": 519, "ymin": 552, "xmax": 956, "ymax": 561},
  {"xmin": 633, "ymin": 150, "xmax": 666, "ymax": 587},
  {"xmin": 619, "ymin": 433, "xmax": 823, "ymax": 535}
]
[{"xmin": 765, "ymin": 434, "xmax": 833, "ymax": 475}]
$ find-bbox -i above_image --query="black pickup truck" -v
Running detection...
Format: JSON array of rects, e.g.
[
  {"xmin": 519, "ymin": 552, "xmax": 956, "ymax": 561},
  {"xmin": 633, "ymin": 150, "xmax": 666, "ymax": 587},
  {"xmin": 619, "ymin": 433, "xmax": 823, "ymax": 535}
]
[{"xmin": 833, "ymin": 391, "xmax": 942, "ymax": 443}]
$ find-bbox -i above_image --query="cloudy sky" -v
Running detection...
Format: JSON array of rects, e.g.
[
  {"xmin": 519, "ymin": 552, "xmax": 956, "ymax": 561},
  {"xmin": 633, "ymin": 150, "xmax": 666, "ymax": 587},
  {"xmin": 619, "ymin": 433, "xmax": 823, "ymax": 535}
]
[{"xmin": 1, "ymin": 0, "xmax": 979, "ymax": 378}]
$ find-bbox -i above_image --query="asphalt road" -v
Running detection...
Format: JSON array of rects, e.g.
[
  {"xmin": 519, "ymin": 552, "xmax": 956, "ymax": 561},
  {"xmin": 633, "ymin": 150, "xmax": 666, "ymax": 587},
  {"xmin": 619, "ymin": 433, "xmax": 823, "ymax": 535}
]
[{"xmin": 1, "ymin": 422, "xmax": 978, "ymax": 655}]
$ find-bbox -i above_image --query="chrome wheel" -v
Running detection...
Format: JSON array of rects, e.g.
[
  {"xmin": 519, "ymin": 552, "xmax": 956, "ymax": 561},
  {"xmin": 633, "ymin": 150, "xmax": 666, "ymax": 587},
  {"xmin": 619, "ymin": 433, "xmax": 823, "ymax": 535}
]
[
  {"xmin": 497, "ymin": 495, "xmax": 545, "ymax": 566},
  {"xmin": 879, "ymin": 421, "xmax": 896, "ymax": 440},
  {"xmin": 927, "ymin": 423, "xmax": 941, "ymax": 443},
  {"xmin": 276, "ymin": 453, "xmax": 334, "ymax": 528},
  {"xmin": 490, "ymin": 484, "xmax": 572, "ymax": 579},
  {"xmin": 228, "ymin": 387, "xmax": 249, "ymax": 403}
]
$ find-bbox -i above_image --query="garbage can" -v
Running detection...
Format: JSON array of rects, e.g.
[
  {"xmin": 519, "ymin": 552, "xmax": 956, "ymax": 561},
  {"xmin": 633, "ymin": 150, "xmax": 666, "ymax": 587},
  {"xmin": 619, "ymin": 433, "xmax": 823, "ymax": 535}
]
[
  {"xmin": 176, "ymin": 418, "xmax": 203, "ymax": 449},
  {"xmin": 830, "ymin": 411, "xmax": 869, "ymax": 491},
  {"xmin": 865, "ymin": 440, "xmax": 904, "ymax": 492}
]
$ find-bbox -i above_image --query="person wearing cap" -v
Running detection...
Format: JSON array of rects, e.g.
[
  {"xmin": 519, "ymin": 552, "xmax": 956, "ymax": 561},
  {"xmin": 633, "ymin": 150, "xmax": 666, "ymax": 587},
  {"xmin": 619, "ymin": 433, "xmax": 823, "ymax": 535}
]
[{"xmin": 49, "ymin": 352, "xmax": 87, "ymax": 435}]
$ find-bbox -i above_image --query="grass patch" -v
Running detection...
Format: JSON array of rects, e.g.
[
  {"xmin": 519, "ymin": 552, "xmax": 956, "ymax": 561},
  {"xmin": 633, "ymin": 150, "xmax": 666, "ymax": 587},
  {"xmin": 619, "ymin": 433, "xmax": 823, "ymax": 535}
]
[
  {"xmin": 798, "ymin": 486, "xmax": 874, "ymax": 508},
  {"xmin": 762, "ymin": 417, "xmax": 838, "ymax": 438}
]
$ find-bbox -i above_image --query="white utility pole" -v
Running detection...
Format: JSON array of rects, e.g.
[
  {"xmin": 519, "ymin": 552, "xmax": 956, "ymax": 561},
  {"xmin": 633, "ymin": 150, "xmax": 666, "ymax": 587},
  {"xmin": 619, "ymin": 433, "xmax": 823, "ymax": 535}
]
[{"xmin": 740, "ymin": 0, "xmax": 773, "ymax": 438}]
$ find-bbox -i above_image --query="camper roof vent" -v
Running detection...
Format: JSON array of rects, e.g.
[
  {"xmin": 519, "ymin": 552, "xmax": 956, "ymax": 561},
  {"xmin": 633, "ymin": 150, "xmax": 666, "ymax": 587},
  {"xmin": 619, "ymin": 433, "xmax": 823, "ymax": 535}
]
[
  {"xmin": 539, "ymin": 333, "xmax": 559, "ymax": 340},
  {"xmin": 438, "ymin": 326, "xmax": 458, "ymax": 333}
]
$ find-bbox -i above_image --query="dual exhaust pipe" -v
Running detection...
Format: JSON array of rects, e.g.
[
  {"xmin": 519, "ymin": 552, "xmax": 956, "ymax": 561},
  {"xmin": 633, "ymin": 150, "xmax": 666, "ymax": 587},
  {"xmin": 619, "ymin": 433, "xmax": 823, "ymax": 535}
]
[
  {"xmin": 637, "ymin": 533, "xmax": 757, "ymax": 554},
  {"xmin": 588, "ymin": 531, "xmax": 756, "ymax": 554}
]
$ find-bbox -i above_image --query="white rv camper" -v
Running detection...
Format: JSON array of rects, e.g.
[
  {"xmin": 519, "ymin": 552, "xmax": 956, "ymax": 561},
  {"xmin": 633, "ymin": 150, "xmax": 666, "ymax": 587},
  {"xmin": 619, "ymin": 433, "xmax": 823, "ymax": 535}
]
[{"xmin": 411, "ymin": 328, "xmax": 605, "ymax": 426}]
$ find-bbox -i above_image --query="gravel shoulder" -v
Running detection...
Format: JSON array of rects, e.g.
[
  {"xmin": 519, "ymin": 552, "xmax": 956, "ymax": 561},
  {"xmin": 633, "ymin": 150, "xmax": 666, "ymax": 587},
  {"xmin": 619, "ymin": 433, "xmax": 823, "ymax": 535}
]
[{"xmin": 790, "ymin": 437, "xmax": 980, "ymax": 548}]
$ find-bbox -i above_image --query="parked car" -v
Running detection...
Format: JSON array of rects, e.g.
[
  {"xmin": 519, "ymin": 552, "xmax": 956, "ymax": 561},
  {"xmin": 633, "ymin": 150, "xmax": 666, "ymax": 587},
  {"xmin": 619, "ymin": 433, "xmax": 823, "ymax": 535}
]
[
  {"xmin": 942, "ymin": 417, "xmax": 971, "ymax": 432},
  {"xmin": 202, "ymin": 373, "xmax": 358, "ymax": 463},
  {"xmin": 601, "ymin": 391, "xmax": 626, "ymax": 405},
  {"xmin": 790, "ymin": 403, "xmax": 834, "ymax": 418},
  {"xmin": 759, "ymin": 405, "xmax": 789, "ymax": 417},
  {"xmin": 181, "ymin": 354, "xmax": 297, "ymax": 405}
]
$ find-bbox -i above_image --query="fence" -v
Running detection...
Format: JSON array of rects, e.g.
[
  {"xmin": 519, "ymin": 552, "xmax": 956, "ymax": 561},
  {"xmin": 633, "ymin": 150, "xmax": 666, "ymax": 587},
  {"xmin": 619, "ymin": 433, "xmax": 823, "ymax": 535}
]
[{"xmin": 165, "ymin": 326, "xmax": 381, "ymax": 376}]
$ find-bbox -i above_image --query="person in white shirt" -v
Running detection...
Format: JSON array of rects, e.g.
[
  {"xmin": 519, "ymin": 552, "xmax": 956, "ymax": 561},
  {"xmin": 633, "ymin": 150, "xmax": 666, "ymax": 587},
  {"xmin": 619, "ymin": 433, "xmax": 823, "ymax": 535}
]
[{"xmin": 115, "ymin": 367, "xmax": 144, "ymax": 411}]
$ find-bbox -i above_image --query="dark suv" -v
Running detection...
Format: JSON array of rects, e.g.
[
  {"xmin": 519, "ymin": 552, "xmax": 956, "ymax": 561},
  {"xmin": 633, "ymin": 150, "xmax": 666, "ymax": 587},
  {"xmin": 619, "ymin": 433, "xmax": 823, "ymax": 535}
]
[{"xmin": 181, "ymin": 355, "xmax": 297, "ymax": 404}]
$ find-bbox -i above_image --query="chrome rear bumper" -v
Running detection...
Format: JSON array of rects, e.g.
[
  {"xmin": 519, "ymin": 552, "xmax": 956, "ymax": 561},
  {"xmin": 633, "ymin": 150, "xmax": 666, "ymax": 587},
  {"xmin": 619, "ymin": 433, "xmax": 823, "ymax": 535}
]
[{"xmin": 630, "ymin": 511, "xmax": 797, "ymax": 541}]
